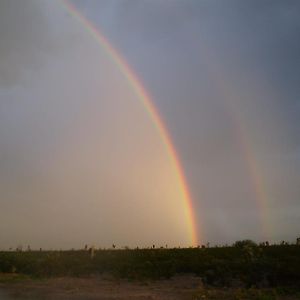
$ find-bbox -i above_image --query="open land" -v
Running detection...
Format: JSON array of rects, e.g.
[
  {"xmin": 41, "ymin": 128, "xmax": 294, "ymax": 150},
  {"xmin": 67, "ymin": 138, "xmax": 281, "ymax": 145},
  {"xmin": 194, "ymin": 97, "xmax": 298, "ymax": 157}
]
[{"xmin": 0, "ymin": 243, "xmax": 300, "ymax": 299}]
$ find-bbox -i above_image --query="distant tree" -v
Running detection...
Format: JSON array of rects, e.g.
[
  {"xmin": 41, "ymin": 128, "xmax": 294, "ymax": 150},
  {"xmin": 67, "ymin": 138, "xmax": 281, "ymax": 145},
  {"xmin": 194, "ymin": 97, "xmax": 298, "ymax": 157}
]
[
  {"xmin": 234, "ymin": 240, "xmax": 259, "ymax": 262},
  {"xmin": 234, "ymin": 240, "xmax": 257, "ymax": 248}
]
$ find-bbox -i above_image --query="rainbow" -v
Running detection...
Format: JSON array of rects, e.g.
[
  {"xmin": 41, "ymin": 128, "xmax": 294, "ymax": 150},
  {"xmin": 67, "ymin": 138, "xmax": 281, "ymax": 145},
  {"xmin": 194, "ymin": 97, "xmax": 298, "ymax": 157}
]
[
  {"xmin": 231, "ymin": 112, "xmax": 270, "ymax": 239},
  {"xmin": 60, "ymin": 0, "xmax": 200, "ymax": 246},
  {"xmin": 214, "ymin": 73, "xmax": 271, "ymax": 240},
  {"xmin": 201, "ymin": 47, "xmax": 271, "ymax": 239}
]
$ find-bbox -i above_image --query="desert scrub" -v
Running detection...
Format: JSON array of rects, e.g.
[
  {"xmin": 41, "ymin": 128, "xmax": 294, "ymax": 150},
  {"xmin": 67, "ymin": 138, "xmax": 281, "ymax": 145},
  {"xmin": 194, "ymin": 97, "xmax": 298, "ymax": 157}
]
[{"xmin": 0, "ymin": 244, "xmax": 299, "ymax": 287}]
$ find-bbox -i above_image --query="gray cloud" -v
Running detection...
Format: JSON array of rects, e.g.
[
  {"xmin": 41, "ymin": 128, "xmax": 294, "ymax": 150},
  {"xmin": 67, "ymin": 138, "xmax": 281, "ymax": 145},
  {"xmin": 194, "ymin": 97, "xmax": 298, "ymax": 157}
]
[
  {"xmin": 0, "ymin": 0, "xmax": 83, "ymax": 87},
  {"xmin": 75, "ymin": 0, "xmax": 300, "ymax": 243},
  {"xmin": 0, "ymin": 0, "xmax": 196, "ymax": 249},
  {"xmin": 0, "ymin": 0, "xmax": 52, "ymax": 86},
  {"xmin": 1, "ymin": 0, "xmax": 299, "ymax": 248}
]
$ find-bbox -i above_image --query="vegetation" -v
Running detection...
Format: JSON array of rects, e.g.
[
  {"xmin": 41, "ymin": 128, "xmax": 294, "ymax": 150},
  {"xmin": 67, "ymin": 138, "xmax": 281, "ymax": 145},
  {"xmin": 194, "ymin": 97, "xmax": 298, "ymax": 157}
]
[{"xmin": 0, "ymin": 241, "xmax": 300, "ymax": 289}]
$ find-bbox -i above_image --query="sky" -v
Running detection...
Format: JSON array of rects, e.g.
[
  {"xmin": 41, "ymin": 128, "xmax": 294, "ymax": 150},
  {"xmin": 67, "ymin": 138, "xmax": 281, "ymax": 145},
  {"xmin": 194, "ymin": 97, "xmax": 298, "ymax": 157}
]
[{"xmin": 0, "ymin": 0, "xmax": 299, "ymax": 249}]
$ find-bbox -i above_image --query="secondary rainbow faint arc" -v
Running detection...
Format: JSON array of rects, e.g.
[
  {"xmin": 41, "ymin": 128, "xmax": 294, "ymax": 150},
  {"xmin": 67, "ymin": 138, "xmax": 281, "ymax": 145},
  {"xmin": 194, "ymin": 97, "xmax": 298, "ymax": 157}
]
[{"xmin": 60, "ymin": 0, "xmax": 200, "ymax": 246}]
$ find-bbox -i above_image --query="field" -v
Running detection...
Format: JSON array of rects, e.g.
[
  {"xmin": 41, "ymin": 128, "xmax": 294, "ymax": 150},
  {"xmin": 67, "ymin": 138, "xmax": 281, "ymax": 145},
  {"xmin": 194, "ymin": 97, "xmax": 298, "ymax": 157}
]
[{"xmin": 0, "ymin": 243, "xmax": 300, "ymax": 299}]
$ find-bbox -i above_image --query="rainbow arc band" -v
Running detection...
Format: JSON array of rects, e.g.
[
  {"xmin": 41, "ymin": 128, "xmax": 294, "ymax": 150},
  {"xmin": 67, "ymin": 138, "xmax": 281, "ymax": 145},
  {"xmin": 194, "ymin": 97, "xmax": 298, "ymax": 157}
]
[{"xmin": 60, "ymin": 0, "xmax": 200, "ymax": 246}]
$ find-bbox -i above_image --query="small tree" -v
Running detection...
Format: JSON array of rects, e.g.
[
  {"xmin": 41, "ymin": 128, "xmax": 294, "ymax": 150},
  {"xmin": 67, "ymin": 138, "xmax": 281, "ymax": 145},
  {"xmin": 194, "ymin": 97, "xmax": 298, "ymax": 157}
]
[{"xmin": 234, "ymin": 239, "xmax": 257, "ymax": 248}]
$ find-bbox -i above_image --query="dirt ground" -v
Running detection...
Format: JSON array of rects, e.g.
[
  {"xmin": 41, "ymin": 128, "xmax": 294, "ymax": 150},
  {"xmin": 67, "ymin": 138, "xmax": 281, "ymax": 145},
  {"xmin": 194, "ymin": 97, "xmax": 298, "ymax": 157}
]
[
  {"xmin": 1, "ymin": 274, "xmax": 203, "ymax": 300},
  {"xmin": 0, "ymin": 274, "xmax": 299, "ymax": 300}
]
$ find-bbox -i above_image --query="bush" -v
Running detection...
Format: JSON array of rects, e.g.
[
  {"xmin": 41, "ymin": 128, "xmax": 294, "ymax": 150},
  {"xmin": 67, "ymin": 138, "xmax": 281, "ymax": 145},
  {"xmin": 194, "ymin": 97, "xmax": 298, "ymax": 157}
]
[{"xmin": 234, "ymin": 240, "xmax": 258, "ymax": 248}]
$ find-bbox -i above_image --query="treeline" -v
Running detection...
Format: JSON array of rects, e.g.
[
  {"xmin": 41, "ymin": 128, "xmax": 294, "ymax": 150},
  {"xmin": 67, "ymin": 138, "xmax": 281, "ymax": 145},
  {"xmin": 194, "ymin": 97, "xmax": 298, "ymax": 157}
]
[{"xmin": 1, "ymin": 241, "xmax": 300, "ymax": 287}]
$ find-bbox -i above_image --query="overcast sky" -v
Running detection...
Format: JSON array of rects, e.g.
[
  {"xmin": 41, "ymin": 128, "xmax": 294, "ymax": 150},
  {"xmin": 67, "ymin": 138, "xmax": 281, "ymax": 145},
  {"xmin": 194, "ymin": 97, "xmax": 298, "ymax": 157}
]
[{"xmin": 0, "ymin": 0, "xmax": 299, "ymax": 249}]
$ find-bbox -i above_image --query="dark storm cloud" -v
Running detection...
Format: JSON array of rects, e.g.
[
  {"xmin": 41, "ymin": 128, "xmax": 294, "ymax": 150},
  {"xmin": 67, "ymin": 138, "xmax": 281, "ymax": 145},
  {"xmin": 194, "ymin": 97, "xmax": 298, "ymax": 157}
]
[
  {"xmin": 1, "ymin": 0, "xmax": 299, "ymax": 246},
  {"xmin": 72, "ymin": 0, "xmax": 300, "ymax": 243}
]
